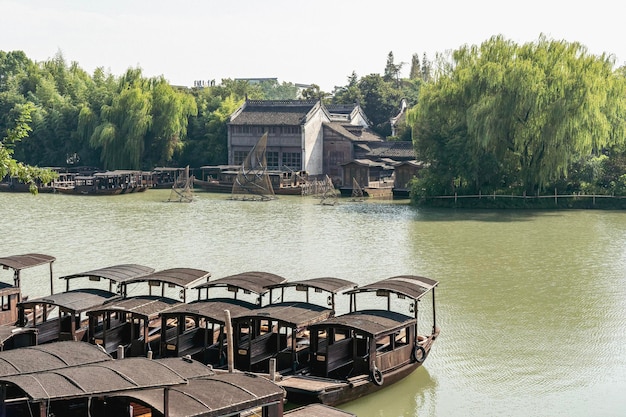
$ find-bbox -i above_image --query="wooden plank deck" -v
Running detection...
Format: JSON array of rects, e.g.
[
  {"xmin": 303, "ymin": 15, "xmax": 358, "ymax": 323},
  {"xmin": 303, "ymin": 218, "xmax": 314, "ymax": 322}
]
[{"xmin": 278, "ymin": 375, "xmax": 348, "ymax": 392}]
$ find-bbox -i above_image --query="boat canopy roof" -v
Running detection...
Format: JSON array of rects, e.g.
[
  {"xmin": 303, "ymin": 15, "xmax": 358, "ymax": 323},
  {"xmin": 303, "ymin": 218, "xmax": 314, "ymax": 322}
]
[
  {"xmin": 0, "ymin": 253, "xmax": 56, "ymax": 271},
  {"xmin": 0, "ymin": 326, "xmax": 37, "ymax": 346},
  {"xmin": 309, "ymin": 309, "xmax": 415, "ymax": 337},
  {"xmin": 266, "ymin": 277, "xmax": 357, "ymax": 294},
  {"xmin": 346, "ymin": 275, "xmax": 438, "ymax": 300},
  {"xmin": 233, "ymin": 301, "xmax": 333, "ymax": 328},
  {"xmin": 0, "ymin": 357, "xmax": 190, "ymax": 402},
  {"xmin": 161, "ymin": 298, "xmax": 259, "ymax": 324},
  {"xmin": 0, "ymin": 341, "xmax": 112, "ymax": 377},
  {"xmin": 124, "ymin": 267, "xmax": 211, "ymax": 289},
  {"xmin": 194, "ymin": 271, "xmax": 287, "ymax": 295},
  {"xmin": 86, "ymin": 295, "xmax": 181, "ymax": 319},
  {"xmin": 60, "ymin": 264, "xmax": 155, "ymax": 283},
  {"xmin": 112, "ymin": 372, "xmax": 285, "ymax": 417},
  {"xmin": 19, "ymin": 288, "xmax": 119, "ymax": 313}
]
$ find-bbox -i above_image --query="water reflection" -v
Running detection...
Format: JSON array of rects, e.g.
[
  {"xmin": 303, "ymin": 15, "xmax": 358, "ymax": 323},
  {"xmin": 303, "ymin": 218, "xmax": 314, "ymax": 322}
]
[{"xmin": 340, "ymin": 366, "xmax": 438, "ymax": 417}]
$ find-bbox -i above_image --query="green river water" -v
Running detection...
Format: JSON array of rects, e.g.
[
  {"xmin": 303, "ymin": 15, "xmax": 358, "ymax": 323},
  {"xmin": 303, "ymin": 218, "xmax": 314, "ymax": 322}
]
[{"xmin": 1, "ymin": 190, "xmax": 625, "ymax": 417}]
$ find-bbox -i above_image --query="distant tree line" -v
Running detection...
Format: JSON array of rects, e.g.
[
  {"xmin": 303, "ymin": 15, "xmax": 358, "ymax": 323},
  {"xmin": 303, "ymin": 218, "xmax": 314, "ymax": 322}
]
[
  {"xmin": 3, "ymin": 34, "xmax": 626, "ymax": 202},
  {"xmin": 0, "ymin": 49, "xmax": 421, "ymax": 182}
]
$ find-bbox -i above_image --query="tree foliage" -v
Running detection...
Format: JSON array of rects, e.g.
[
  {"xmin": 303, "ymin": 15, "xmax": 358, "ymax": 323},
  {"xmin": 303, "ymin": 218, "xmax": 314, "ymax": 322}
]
[{"xmin": 408, "ymin": 35, "xmax": 626, "ymax": 195}]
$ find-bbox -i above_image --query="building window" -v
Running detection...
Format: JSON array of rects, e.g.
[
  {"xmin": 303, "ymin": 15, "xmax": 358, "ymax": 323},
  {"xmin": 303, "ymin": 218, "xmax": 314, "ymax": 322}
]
[
  {"xmin": 233, "ymin": 151, "xmax": 248, "ymax": 165},
  {"xmin": 282, "ymin": 126, "xmax": 301, "ymax": 134},
  {"xmin": 282, "ymin": 152, "xmax": 301, "ymax": 170},
  {"xmin": 267, "ymin": 152, "xmax": 279, "ymax": 170}
]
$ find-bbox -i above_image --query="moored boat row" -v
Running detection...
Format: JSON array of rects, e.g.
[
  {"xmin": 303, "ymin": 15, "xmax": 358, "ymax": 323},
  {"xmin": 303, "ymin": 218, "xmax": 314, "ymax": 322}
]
[{"xmin": 0, "ymin": 252, "xmax": 440, "ymax": 412}]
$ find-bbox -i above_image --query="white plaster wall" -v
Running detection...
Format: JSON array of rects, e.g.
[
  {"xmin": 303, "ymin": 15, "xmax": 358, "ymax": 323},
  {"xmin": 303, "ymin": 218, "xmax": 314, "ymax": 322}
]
[{"xmin": 302, "ymin": 108, "xmax": 329, "ymax": 176}]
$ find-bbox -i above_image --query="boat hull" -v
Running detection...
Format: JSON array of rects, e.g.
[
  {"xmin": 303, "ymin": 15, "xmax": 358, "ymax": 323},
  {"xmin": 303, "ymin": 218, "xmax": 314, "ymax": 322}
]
[
  {"xmin": 281, "ymin": 359, "xmax": 423, "ymax": 407},
  {"xmin": 194, "ymin": 178, "xmax": 303, "ymax": 195}
]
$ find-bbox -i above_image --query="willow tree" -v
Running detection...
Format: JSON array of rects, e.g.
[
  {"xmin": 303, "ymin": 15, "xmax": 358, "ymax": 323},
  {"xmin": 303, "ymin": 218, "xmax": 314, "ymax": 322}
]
[
  {"xmin": 88, "ymin": 69, "xmax": 151, "ymax": 169},
  {"xmin": 145, "ymin": 77, "xmax": 197, "ymax": 167},
  {"xmin": 409, "ymin": 35, "xmax": 626, "ymax": 194}
]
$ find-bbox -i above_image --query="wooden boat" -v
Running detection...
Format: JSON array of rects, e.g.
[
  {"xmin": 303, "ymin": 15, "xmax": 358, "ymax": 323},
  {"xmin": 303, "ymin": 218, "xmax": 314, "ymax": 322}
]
[
  {"xmin": 194, "ymin": 165, "xmax": 308, "ymax": 197},
  {"xmin": 107, "ymin": 365, "xmax": 287, "ymax": 417},
  {"xmin": 159, "ymin": 271, "xmax": 287, "ymax": 365},
  {"xmin": 54, "ymin": 170, "xmax": 149, "ymax": 195},
  {"xmin": 0, "ymin": 355, "xmax": 197, "ymax": 417},
  {"xmin": 0, "ymin": 169, "xmax": 69, "ymax": 193},
  {"xmin": 231, "ymin": 277, "xmax": 357, "ymax": 375},
  {"xmin": 87, "ymin": 267, "xmax": 211, "ymax": 358},
  {"xmin": 17, "ymin": 264, "xmax": 155, "ymax": 344},
  {"xmin": 0, "ymin": 253, "xmax": 56, "ymax": 349},
  {"xmin": 0, "ymin": 341, "xmax": 114, "ymax": 378},
  {"xmin": 278, "ymin": 275, "xmax": 440, "ymax": 406},
  {"xmin": 151, "ymin": 166, "xmax": 193, "ymax": 189}
]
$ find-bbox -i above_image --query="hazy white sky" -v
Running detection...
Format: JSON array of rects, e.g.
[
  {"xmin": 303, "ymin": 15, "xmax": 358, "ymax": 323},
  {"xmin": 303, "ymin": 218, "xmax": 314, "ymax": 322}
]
[{"xmin": 1, "ymin": 0, "xmax": 623, "ymax": 91}]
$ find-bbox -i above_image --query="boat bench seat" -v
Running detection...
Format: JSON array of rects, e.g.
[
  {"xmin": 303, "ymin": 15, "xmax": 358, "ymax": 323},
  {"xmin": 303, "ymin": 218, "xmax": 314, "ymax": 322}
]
[
  {"xmin": 95, "ymin": 323, "xmax": 131, "ymax": 353},
  {"xmin": 326, "ymin": 338, "xmax": 354, "ymax": 374},
  {"xmin": 177, "ymin": 329, "xmax": 208, "ymax": 356},
  {"xmin": 249, "ymin": 333, "xmax": 278, "ymax": 365}
]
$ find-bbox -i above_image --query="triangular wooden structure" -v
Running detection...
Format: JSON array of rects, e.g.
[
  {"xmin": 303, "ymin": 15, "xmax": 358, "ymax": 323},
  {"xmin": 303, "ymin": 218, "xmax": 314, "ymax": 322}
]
[
  {"xmin": 231, "ymin": 133, "xmax": 275, "ymax": 201},
  {"xmin": 167, "ymin": 166, "xmax": 194, "ymax": 203}
]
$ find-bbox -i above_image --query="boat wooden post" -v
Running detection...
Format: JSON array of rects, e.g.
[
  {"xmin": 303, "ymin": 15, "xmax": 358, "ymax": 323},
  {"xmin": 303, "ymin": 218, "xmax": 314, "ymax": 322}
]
[
  {"xmin": 0, "ymin": 383, "xmax": 5, "ymax": 417},
  {"xmin": 269, "ymin": 358, "xmax": 276, "ymax": 381},
  {"xmin": 164, "ymin": 387, "xmax": 170, "ymax": 417},
  {"xmin": 225, "ymin": 309, "xmax": 234, "ymax": 373},
  {"xmin": 48, "ymin": 262, "xmax": 54, "ymax": 297}
]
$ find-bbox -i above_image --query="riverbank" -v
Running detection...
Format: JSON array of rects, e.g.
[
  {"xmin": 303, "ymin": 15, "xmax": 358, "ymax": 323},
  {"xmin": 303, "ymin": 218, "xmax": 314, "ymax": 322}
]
[{"xmin": 413, "ymin": 193, "xmax": 626, "ymax": 209}]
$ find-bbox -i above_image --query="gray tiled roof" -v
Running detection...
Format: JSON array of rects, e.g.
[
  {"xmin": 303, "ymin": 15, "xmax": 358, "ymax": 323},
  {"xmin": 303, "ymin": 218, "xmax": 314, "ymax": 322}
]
[
  {"xmin": 230, "ymin": 100, "xmax": 319, "ymax": 125},
  {"xmin": 323, "ymin": 122, "xmax": 383, "ymax": 142},
  {"xmin": 365, "ymin": 141, "xmax": 416, "ymax": 159}
]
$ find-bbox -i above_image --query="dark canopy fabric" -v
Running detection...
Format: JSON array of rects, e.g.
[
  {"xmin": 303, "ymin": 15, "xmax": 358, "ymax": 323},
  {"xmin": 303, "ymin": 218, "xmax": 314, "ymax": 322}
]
[
  {"xmin": 113, "ymin": 372, "xmax": 285, "ymax": 417},
  {"xmin": 87, "ymin": 295, "xmax": 181, "ymax": 319},
  {"xmin": 346, "ymin": 275, "xmax": 438, "ymax": 300},
  {"xmin": 234, "ymin": 302, "xmax": 332, "ymax": 328},
  {"xmin": 194, "ymin": 271, "xmax": 287, "ymax": 295},
  {"xmin": 0, "ymin": 341, "xmax": 112, "ymax": 377},
  {"xmin": 19, "ymin": 288, "xmax": 119, "ymax": 313},
  {"xmin": 309, "ymin": 309, "xmax": 414, "ymax": 337},
  {"xmin": 0, "ymin": 254, "xmax": 56, "ymax": 271},
  {"xmin": 267, "ymin": 277, "xmax": 357, "ymax": 294},
  {"xmin": 161, "ymin": 298, "xmax": 259, "ymax": 324},
  {"xmin": 124, "ymin": 268, "xmax": 211, "ymax": 289},
  {"xmin": 0, "ymin": 357, "xmax": 190, "ymax": 401},
  {"xmin": 60, "ymin": 264, "xmax": 155, "ymax": 283}
]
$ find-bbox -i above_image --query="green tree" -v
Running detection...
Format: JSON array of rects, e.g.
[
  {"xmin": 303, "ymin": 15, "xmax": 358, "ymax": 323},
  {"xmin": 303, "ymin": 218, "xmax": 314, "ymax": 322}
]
[
  {"xmin": 358, "ymin": 74, "xmax": 402, "ymax": 136},
  {"xmin": 409, "ymin": 53, "xmax": 421, "ymax": 80},
  {"xmin": 409, "ymin": 35, "xmax": 626, "ymax": 194},
  {"xmin": 300, "ymin": 84, "xmax": 329, "ymax": 101},
  {"xmin": 145, "ymin": 77, "xmax": 197, "ymax": 167},
  {"xmin": 383, "ymin": 51, "xmax": 403, "ymax": 87},
  {"xmin": 88, "ymin": 68, "xmax": 152, "ymax": 169},
  {"xmin": 331, "ymin": 72, "xmax": 363, "ymax": 105},
  {"xmin": 1, "ymin": 102, "xmax": 57, "ymax": 193}
]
